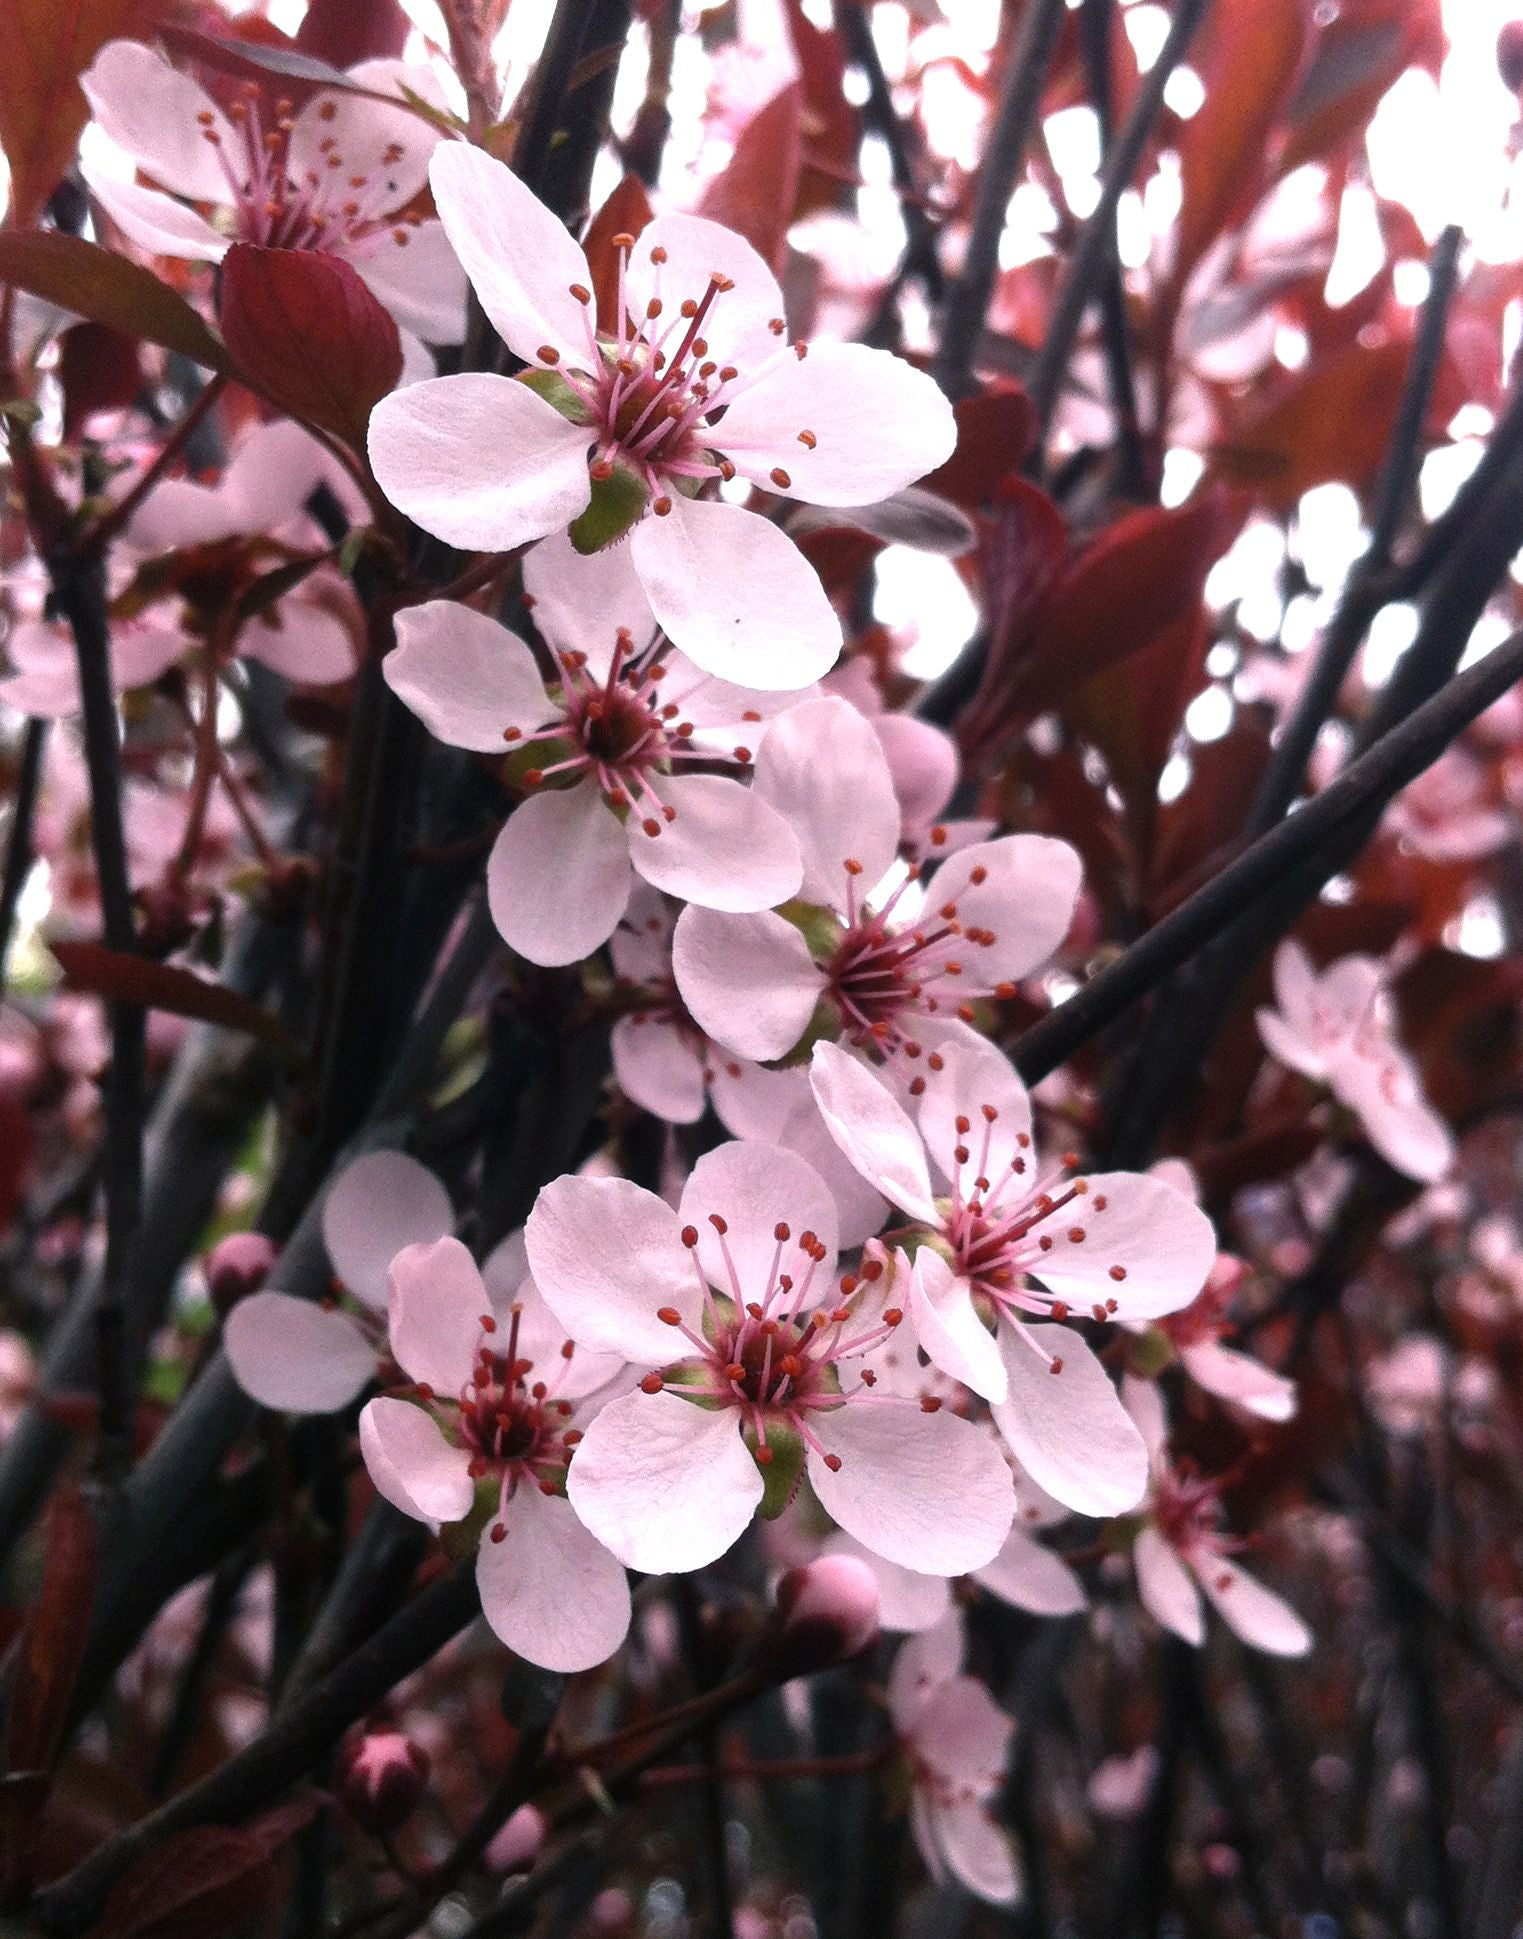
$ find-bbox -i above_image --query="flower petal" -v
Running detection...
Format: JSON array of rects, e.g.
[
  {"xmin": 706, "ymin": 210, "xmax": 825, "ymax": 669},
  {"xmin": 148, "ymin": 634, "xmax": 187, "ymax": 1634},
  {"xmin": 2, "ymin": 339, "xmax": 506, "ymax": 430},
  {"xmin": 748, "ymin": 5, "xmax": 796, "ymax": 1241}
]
[
  {"xmin": 358, "ymin": 1396, "xmax": 475, "ymax": 1524},
  {"xmin": 1133, "ymin": 1525, "xmax": 1205, "ymax": 1645},
  {"xmin": 323, "ymin": 1150, "xmax": 453, "ymax": 1310},
  {"xmin": 671, "ymin": 905, "xmax": 823, "ymax": 1062},
  {"xmin": 631, "ymin": 773, "xmax": 802, "ymax": 912},
  {"xmin": 240, "ymin": 596, "xmax": 357, "ymax": 686},
  {"xmin": 368, "ymin": 373, "xmax": 591, "ymax": 551},
  {"xmin": 827, "ymin": 1533, "xmax": 952, "ymax": 1633},
  {"xmin": 1180, "ymin": 1339, "xmax": 1297, "ymax": 1422},
  {"xmin": 1032, "ymin": 1172, "xmax": 1217, "ymax": 1323},
  {"xmin": 475, "ymin": 1485, "xmax": 631, "ymax": 1671},
  {"xmin": 752, "ymin": 695, "xmax": 900, "ymax": 906},
  {"xmin": 522, "ymin": 530, "xmax": 656, "ymax": 661},
  {"xmin": 525, "ymin": 1173, "xmax": 696, "ymax": 1363},
  {"xmin": 808, "ymin": 1401, "xmax": 1015, "ymax": 1576},
  {"xmin": 428, "ymin": 142, "xmax": 592, "ymax": 365},
  {"xmin": 679, "ymin": 1139, "xmax": 839, "ymax": 1301},
  {"xmin": 224, "ymin": 1292, "xmax": 374, "ymax": 1412},
  {"xmin": 924, "ymin": 1797, "xmax": 1023, "ymax": 1907},
  {"xmin": 808, "ymin": 1042, "xmax": 937, "ymax": 1222},
  {"xmin": 916, "ymin": 1037, "xmax": 1034, "ymax": 1198},
  {"xmin": 1195, "ymin": 1556, "xmax": 1312, "ymax": 1657},
  {"xmin": 910, "ymin": 1249, "xmax": 1007, "ymax": 1405},
  {"xmin": 386, "ymin": 600, "xmax": 551, "ymax": 752},
  {"xmin": 623, "ymin": 212, "xmax": 785, "ymax": 372},
  {"xmin": 487, "ymin": 788, "xmax": 631, "ymax": 967},
  {"xmin": 387, "ymin": 1236, "xmax": 487, "ymax": 1395},
  {"xmin": 973, "ymin": 1525, "xmax": 1087, "ymax": 1618},
  {"xmin": 567, "ymin": 1388, "xmax": 762, "ymax": 1573},
  {"xmin": 77, "ymin": 159, "xmax": 226, "ymax": 262},
  {"xmin": 992, "ymin": 1325, "xmax": 1148, "ymax": 1517},
  {"xmin": 81, "ymin": 42, "xmax": 233, "ymax": 200},
  {"xmin": 928, "ymin": 835, "xmax": 1081, "ymax": 987},
  {"xmin": 288, "ymin": 61, "xmax": 442, "ymax": 208},
  {"xmin": 717, "ymin": 341, "xmax": 956, "ymax": 507},
  {"xmin": 350, "ymin": 218, "xmax": 469, "ymax": 345},
  {"xmin": 612, "ymin": 1015, "xmax": 707, "ymax": 1125},
  {"xmin": 630, "ymin": 497, "xmax": 840, "ymax": 689}
]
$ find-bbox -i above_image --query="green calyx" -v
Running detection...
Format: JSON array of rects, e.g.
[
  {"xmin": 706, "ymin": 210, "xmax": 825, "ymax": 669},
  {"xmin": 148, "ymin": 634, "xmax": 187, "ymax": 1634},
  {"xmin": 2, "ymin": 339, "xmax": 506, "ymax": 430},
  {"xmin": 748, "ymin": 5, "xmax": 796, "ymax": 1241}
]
[
  {"xmin": 517, "ymin": 366, "xmax": 594, "ymax": 425},
  {"xmin": 568, "ymin": 462, "xmax": 649, "ymax": 555},
  {"xmin": 747, "ymin": 1418, "xmax": 806, "ymax": 1519}
]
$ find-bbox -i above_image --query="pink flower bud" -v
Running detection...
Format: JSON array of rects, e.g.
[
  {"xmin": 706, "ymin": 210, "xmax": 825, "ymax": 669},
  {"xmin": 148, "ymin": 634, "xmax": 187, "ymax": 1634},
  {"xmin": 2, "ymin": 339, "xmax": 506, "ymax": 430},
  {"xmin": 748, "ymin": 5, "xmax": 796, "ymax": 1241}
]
[
  {"xmin": 1499, "ymin": 20, "xmax": 1523, "ymax": 92},
  {"xmin": 484, "ymin": 1802, "xmax": 546, "ymax": 1876},
  {"xmin": 337, "ymin": 1730, "xmax": 430, "ymax": 1835},
  {"xmin": 204, "ymin": 1231, "xmax": 278, "ymax": 1315},
  {"xmin": 762, "ymin": 1555, "xmax": 881, "ymax": 1680}
]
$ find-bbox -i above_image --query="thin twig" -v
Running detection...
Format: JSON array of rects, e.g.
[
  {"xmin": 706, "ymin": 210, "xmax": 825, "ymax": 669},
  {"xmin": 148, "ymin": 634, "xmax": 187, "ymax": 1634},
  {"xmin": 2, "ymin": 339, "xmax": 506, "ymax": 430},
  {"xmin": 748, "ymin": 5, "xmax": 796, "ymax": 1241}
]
[{"xmin": 0, "ymin": 716, "xmax": 47, "ymax": 987}]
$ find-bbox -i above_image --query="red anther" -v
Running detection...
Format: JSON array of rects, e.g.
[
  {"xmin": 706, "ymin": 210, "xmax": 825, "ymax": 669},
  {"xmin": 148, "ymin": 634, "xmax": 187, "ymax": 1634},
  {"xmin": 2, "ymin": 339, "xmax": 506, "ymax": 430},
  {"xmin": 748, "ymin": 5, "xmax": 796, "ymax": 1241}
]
[
  {"xmin": 1038, "ymin": 1236, "xmax": 1053, "ymax": 1252},
  {"xmin": 537, "ymin": 345, "xmax": 560, "ymax": 364},
  {"xmin": 775, "ymin": 1221, "xmax": 791, "ymax": 1241},
  {"xmin": 928, "ymin": 1052, "xmax": 945, "ymax": 1071},
  {"xmin": 562, "ymin": 1340, "xmax": 576, "ymax": 1357},
  {"xmin": 940, "ymin": 901, "xmax": 959, "ymax": 921},
  {"xmin": 839, "ymin": 1273, "xmax": 858, "ymax": 1294},
  {"xmin": 1068, "ymin": 1227, "xmax": 1086, "ymax": 1243},
  {"xmin": 1049, "ymin": 1357, "xmax": 1064, "ymax": 1376},
  {"xmin": 756, "ymin": 1445, "xmax": 775, "ymax": 1465},
  {"xmin": 994, "ymin": 981, "xmax": 1016, "ymax": 999},
  {"xmin": 639, "ymin": 1372, "xmax": 664, "ymax": 1394},
  {"xmin": 590, "ymin": 458, "xmax": 614, "ymax": 481},
  {"xmin": 414, "ymin": 1383, "xmax": 435, "ymax": 1401},
  {"xmin": 1061, "ymin": 1151, "xmax": 1081, "ymax": 1170},
  {"xmin": 970, "ymin": 865, "xmax": 988, "ymax": 885},
  {"xmin": 1109, "ymin": 1265, "xmax": 1128, "ymax": 1282},
  {"xmin": 657, "ymin": 1307, "xmax": 683, "ymax": 1325},
  {"xmin": 955, "ymin": 1114, "xmax": 971, "ymax": 1134},
  {"xmin": 611, "ymin": 231, "xmax": 635, "ymax": 249},
  {"xmin": 844, "ymin": 856, "xmax": 864, "ymax": 876},
  {"xmin": 692, "ymin": 337, "xmax": 708, "ymax": 355},
  {"xmin": 503, "ymin": 726, "xmax": 521, "ymax": 742},
  {"xmin": 642, "ymin": 817, "xmax": 661, "ymax": 837},
  {"xmin": 650, "ymin": 244, "xmax": 668, "ymax": 263},
  {"xmin": 1091, "ymin": 1303, "xmax": 1108, "ymax": 1322},
  {"xmin": 1106, "ymin": 1298, "xmax": 1119, "ymax": 1314},
  {"xmin": 1073, "ymin": 1180, "xmax": 1090, "ymax": 1196},
  {"xmin": 863, "ymin": 1259, "xmax": 884, "ymax": 1281},
  {"xmin": 823, "ymin": 1452, "xmax": 842, "ymax": 1471},
  {"xmin": 1016, "ymin": 1131, "xmax": 1031, "ymax": 1146},
  {"xmin": 780, "ymin": 1354, "xmax": 804, "ymax": 1377},
  {"xmin": 570, "ymin": 282, "xmax": 591, "ymax": 302},
  {"xmin": 799, "ymin": 1230, "xmax": 817, "ymax": 1251},
  {"xmin": 1093, "ymin": 1194, "xmax": 1109, "ymax": 1210},
  {"xmin": 714, "ymin": 274, "xmax": 734, "ymax": 291},
  {"xmin": 565, "ymin": 1428, "xmax": 583, "ymax": 1446},
  {"xmin": 920, "ymin": 1395, "xmax": 942, "ymax": 1413},
  {"xmin": 768, "ymin": 317, "xmax": 786, "ymax": 335},
  {"xmin": 710, "ymin": 1213, "xmax": 728, "ymax": 1234},
  {"xmin": 733, "ymin": 745, "xmax": 752, "ymax": 763},
  {"xmin": 883, "ymin": 1307, "xmax": 903, "ymax": 1326},
  {"xmin": 646, "ymin": 298, "xmax": 662, "ymax": 319},
  {"xmin": 770, "ymin": 467, "xmax": 792, "ymax": 489},
  {"xmin": 480, "ymin": 1313, "xmax": 498, "ymax": 1332},
  {"xmin": 1051, "ymin": 1300, "xmax": 1069, "ymax": 1321},
  {"xmin": 653, "ymin": 496, "xmax": 673, "ymax": 516},
  {"xmin": 662, "ymin": 804, "xmax": 676, "ymax": 823},
  {"xmin": 680, "ymin": 297, "xmax": 698, "ymax": 317},
  {"xmin": 954, "ymin": 1144, "xmax": 970, "ymax": 1164},
  {"xmin": 489, "ymin": 1522, "xmax": 508, "ymax": 1543},
  {"xmin": 725, "ymin": 1363, "xmax": 746, "ymax": 1383},
  {"xmin": 718, "ymin": 459, "xmax": 736, "ymax": 480},
  {"xmin": 719, "ymin": 365, "xmax": 739, "ymax": 381},
  {"xmin": 797, "ymin": 429, "xmax": 817, "ymax": 447},
  {"xmin": 909, "ymin": 1077, "xmax": 926, "ymax": 1095}
]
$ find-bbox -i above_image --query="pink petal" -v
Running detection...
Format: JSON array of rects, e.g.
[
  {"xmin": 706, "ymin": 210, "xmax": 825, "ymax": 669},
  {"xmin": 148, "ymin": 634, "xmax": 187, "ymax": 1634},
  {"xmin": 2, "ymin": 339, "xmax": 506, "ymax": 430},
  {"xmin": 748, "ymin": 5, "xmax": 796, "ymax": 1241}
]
[
  {"xmin": 525, "ymin": 1173, "xmax": 696, "ymax": 1363},
  {"xmin": 630, "ymin": 773, "xmax": 802, "ymax": 911},
  {"xmin": 241, "ymin": 597, "xmax": 357, "ymax": 686},
  {"xmin": 368, "ymin": 374, "xmax": 591, "ymax": 552},
  {"xmin": 910, "ymin": 1249, "xmax": 1007, "ymax": 1404},
  {"xmin": 1256, "ymin": 1005, "xmax": 1326, "ymax": 1081},
  {"xmin": 630, "ymin": 497, "xmax": 840, "ymax": 690},
  {"xmin": 872, "ymin": 712, "xmax": 959, "ymax": 843},
  {"xmin": 679, "ymin": 1139, "xmax": 840, "ymax": 1302},
  {"xmin": 512, "ymin": 1277, "xmax": 627, "ymax": 1403},
  {"xmin": 522, "ymin": 531, "xmax": 656, "ymax": 662},
  {"xmin": 1271, "ymin": 938, "xmax": 1319, "ymax": 1029},
  {"xmin": 612, "ymin": 1015, "xmax": 707, "ymax": 1124},
  {"xmin": 752, "ymin": 695, "xmax": 900, "ymax": 905},
  {"xmin": 929, "ymin": 835, "xmax": 1082, "ymax": 986},
  {"xmin": 475, "ymin": 1485, "xmax": 630, "ymax": 1671},
  {"xmin": 358, "ymin": 1396, "xmax": 475, "ymax": 1524},
  {"xmin": 716, "ymin": 341, "xmax": 956, "ymax": 507},
  {"xmin": 323, "ymin": 1150, "xmax": 454, "ymax": 1310},
  {"xmin": 913, "ymin": 1673, "xmax": 1014, "ymax": 1784},
  {"xmin": 1180, "ymin": 1340, "xmax": 1297, "ymax": 1422},
  {"xmin": 923, "ymin": 1797, "xmax": 1022, "ymax": 1907},
  {"xmin": 808, "ymin": 1043, "xmax": 937, "ymax": 1221},
  {"xmin": 827, "ymin": 1534, "xmax": 952, "ymax": 1633},
  {"xmin": 349, "ymin": 219, "xmax": 468, "ymax": 345},
  {"xmin": 386, "ymin": 600, "xmax": 551, "ymax": 752},
  {"xmin": 623, "ymin": 213, "xmax": 786, "ymax": 372},
  {"xmin": 973, "ymin": 1525, "xmax": 1087, "ymax": 1618},
  {"xmin": 224, "ymin": 1292, "xmax": 374, "ymax": 1412},
  {"xmin": 567, "ymin": 1388, "xmax": 763, "ymax": 1573},
  {"xmin": 1133, "ymin": 1526, "xmax": 1205, "ymax": 1645},
  {"xmin": 917, "ymin": 1037, "xmax": 1034, "ymax": 1198},
  {"xmin": 288, "ymin": 61, "xmax": 442, "ymax": 210},
  {"xmin": 487, "ymin": 788, "xmax": 631, "ymax": 967},
  {"xmin": 671, "ymin": 905, "xmax": 823, "ymax": 1062},
  {"xmin": 887, "ymin": 1614, "xmax": 964, "ymax": 1727},
  {"xmin": 992, "ymin": 1325, "xmax": 1148, "ymax": 1517},
  {"xmin": 387, "ymin": 1236, "xmax": 487, "ymax": 1395},
  {"xmin": 77, "ymin": 159, "xmax": 226, "ymax": 263},
  {"xmin": 428, "ymin": 143, "xmax": 592, "ymax": 366},
  {"xmin": 608, "ymin": 881, "xmax": 674, "ymax": 984},
  {"xmin": 1336, "ymin": 1052, "xmax": 1455, "ymax": 1182},
  {"xmin": 807, "ymin": 1401, "xmax": 1015, "ymax": 1576},
  {"xmin": 774, "ymin": 1093, "xmax": 889, "ymax": 1249},
  {"xmin": 1195, "ymin": 1556, "xmax": 1311, "ymax": 1657},
  {"xmin": 81, "ymin": 42, "xmax": 233, "ymax": 201},
  {"xmin": 1032, "ymin": 1171, "xmax": 1216, "ymax": 1322},
  {"xmin": 1121, "ymin": 1372, "xmax": 1169, "ymax": 1467}
]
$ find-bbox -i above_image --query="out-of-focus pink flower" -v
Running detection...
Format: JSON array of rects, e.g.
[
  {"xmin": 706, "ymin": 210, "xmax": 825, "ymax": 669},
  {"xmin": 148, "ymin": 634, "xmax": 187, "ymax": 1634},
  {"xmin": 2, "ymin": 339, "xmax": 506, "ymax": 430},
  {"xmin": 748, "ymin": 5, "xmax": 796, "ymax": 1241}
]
[
  {"xmin": 80, "ymin": 44, "xmax": 466, "ymax": 343},
  {"xmin": 525, "ymin": 1140, "xmax": 1016, "ymax": 1577},
  {"xmin": 808, "ymin": 1038, "xmax": 1215, "ymax": 1516},
  {"xmin": 1257, "ymin": 941, "xmax": 1454, "ymax": 1182},
  {"xmin": 764, "ymin": 1552, "xmax": 882, "ymax": 1676},
  {"xmin": 1383, "ymin": 747, "xmax": 1510, "ymax": 862},
  {"xmin": 888, "ymin": 1618, "xmax": 1022, "ymax": 1906},
  {"xmin": 337, "ymin": 1730, "xmax": 430, "ymax": 1835},
  {"xmin": 485, "ymin": 1803, "xmax": 547, "ymax": 1875},
  {"xmin": 0, "ymin": 614, "xmax": 191, "ymax": 718},
  {"xmin": 203, "ymin": 1230, "xmax": 278, "ymax": 1315},
  {"xmin": 368, "ymin": 146, "xmax": 955, "ymax": 685}
]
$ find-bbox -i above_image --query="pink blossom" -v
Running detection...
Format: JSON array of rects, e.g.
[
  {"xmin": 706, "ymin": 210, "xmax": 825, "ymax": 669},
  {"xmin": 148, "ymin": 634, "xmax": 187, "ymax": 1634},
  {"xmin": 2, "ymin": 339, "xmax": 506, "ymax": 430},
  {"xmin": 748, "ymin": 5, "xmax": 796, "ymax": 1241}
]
[
  {"xmin": 0, "ymin": 614, "xmax": 191, "ymax": 718},
  {"xmin": 1383, "ymin": 747, "xmax": 1511, "ymax": 862},
  {"xmin": 367, "ymin": 145, "xmax": 956, "ymax": 686},
  {"xmin": 1256, "ymin": 941, "xmax": 1454, "ymax": 1182},
  {"xmin": 672, "ymin": 694, "xmax": 1081, "ymax": 1065},
  {"xmin": 80, "ymin": 44, "xmax": 466, "ymax": 343},
  {"xmin": 524, "ymin": 1140, "xmax": 1015, "ymax": 1577},
  {"xmin": 1123, "ymin": 1376, "xmax": 1311, "ymax": 1657},
  {"xmin": 888, "ymin": 1618, "xmax": 1022, "ymax": 1906},
  {"xmin": 808, "ymin": 1038, "xmax": 1216, "ymax": 1515}
]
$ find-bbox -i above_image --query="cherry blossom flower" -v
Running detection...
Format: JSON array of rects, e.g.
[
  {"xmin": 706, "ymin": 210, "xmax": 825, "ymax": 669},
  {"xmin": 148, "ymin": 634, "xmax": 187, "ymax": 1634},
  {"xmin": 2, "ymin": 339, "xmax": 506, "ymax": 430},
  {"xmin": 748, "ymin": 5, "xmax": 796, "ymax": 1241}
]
[
  {"xmin": 1383, "ymin": 747, "xmax": 1510, "ymax": 862},
  {"xmin": 80, "ymin": 45, "xmax": 466, "ymax": 343},
  {"xmin": 808, "ymin": 1038, "xmax": 1217, "ymax": 1515},
  {"xmin": 825, "ymin": 656, "xmax": 993, "ymax": 859},
  {"xmin": 524, "ymin": 1140, "xmax": 1015, "ymax": 1577},
  {"xmin": 382, "ymin": 574, "xmax": 803, "ymax": 967},
  {"xmin": 0, "ymin": 613, "xmax": 192, "ymax": 718},
  {"xmin": 672, "ymin": 694, "xmax": 1081, "ymax": 1066},
  {"xmin": 367, "ymin": 144, "xmax": 956, "ymax": 687},
  {"xmin": 888, "ymin": 1618, "xmax": 1022, "ymax": 1906},
  {"xmin": 1256, "ymin": 941, "xmax": 1454, "ymax": 1182},
  {"xmin": 1122, "ymin": 1376, "xmax": 1311, "ymax": 1658}
]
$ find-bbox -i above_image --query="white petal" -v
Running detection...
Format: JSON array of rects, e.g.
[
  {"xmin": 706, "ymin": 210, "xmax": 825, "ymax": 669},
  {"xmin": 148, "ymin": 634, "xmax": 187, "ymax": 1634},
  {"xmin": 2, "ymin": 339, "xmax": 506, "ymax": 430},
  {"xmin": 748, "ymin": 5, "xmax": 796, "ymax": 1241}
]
[
  {"xmin": 567, "ymin": 1388, "xmax": 762, "ymax": 1573},
  {"xmin": 224, "ymin": 1292, "xmax": 374, "ymax": 1412},
  {"xmin": 774, "ymin": 1093, "xmax": 890, "ymax": 1250},
  {"xmin": 973, "ymin": 1525, "xmax": 1087, "ymax": 1618},
  {"xmin": 992, "ymin": 1325, "xmax": 1148, "ymax": 1518},
  {"xmin": 1121, "ymin": 1372, "xmax": 1170, "ymax": 1467},
  {"xmin": 487, "ymin": 789, "xmax": 631, "ymax": 967},
  {"xmin": 368, "ymin": 373, "xmax": 591, "ymax": 551},
  {"xmin": 386, "ymin": 600, "xmax": 551, "ymax": 752},
  {"xmin": 78, "ymin": 159, "xmax": 226, "ymax": 263},
  {"xmin": 81, "ymin": 42, "xmax": 233, "ymax": 201},
  {"xmin": 522, "ymin": 530, "xmax": 656, "ymax": 661},
  {"xmin": 671, "ymin": 904, "xmax": 823, "ymax": 1062},
  {"xmin": 926, "ymin": 1798, "xmax": 1023, "ymax": 1907},
  {"xmin": 1032, "ymin": 1172, "xmax": 1217, "ymax": 1322},
  {"xmin": 630, "ymin": 497, "xmax": 840, "ymax": 689},
  {"xmin": 808, "ymin": 1042, "xmax": 937, "ymax": 1221},
  {"xmin": 1256, "ymin": 1005, "xmax": 1327, "ymax": 1081},
  {"xmin": 752, "ymin": 695, "xmax": 900, "ymax": 905},
  {"xmin": 323, "ymin": 1150, "xmax": 453, "ymax": 1310},
  {"xmin": 240, "ymin": 597, "xmax": 357, "ymax": 686},
  {"xmin": 1133, "ymin": 1526, "xmax": 1205, "ymax": 1645},
  {"xmin": 808, "ymin": 1402, "xmax": 1015, "ymax": 1576},
  {"xmin": 350, "ymin": 218, "xmax": 468, "ymax": 345},
  {"xmin": 929, "ymin": 835, "xmax": 1082, "ymax": 987},
  {"xmin": 525, "ymin": 1173, "xmax": 696, "ymax": 1364},
  {"xmin": 631, "ymin": 773, "xmax": 801, "ymax": 912},
  {"xmin": 359, "ymin": 1397, "xmax": 475, "ymax": 1524},
  {"xmin": 288, "ymin": 63, "xmax": 441, "ymax": 209},
  {"xmin": 623, "ymin": 212, "xmax": 786, "ymax": 372},
  {"xmin": 475, "ymin": 1485, "xmax": 631, "ymax": 1671},
  {"xmin": 888, "ymin": 1612, "xmax": 966, "ymax": 1726},
  {"xmin": 910, "ymin": 1250, "xmax": 1007, "ymax": 1405},
  {"xmin": 428, "ymin": 143, "xmax": 592, "ymax": 365},
  {"xmin": 387, "ymin": 1237, "xmax": 487, "ymax": 1395},
  {"xmin": 827, "ymin": 1534, "xmax": 951, "ymax": 1633},
  {"xmin": 717, "ymin": 342, "xmax": 956, "ymax": 507},
  {"xmin": 612, "ymin": 1015, "xmax": 707, "ymax": 1124},
  {"xmin": 917, "ymin": 1037, "xmax": 1035, "ymax": 1198},
  {"xmin": 1180, "ymin": 1340, "xmax": 1297, "ymax": 1422},
  {"xmin": 679, "ymin": 1140, "xmax": 839, "ymax": 1302},
  {"xmin": 1196, "ymin": 1556, "xmax": 1312, "ymax": 1657}
]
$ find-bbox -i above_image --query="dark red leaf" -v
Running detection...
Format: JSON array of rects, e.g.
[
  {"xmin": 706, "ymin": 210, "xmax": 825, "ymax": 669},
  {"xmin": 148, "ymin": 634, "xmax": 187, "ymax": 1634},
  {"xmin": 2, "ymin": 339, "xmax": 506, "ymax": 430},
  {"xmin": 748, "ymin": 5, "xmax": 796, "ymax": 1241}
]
[
  {"xmin": 697, "ymin": 84, "xmax": 804, "ymax": 272},
  {"xmin": 59, "ymin": 322, "xmax": 143, "ymax": 439},
  {"xmin": 584, "ymin": 173, "xmax": 655, "ymax": 337},
  {"xmin": 0, "ymin": 232, "xmax": 228, "ymax": 371},
  {"xmin": 294, "ymin": 0, "xmax": 408, "ymax": 65},
  {"xmin": 51, "ymin": 942, "xmax": 298, "ymax": 1059},
  {"xmin": 781, "ymin": 0, "xmax": 859, "ymax": 220},
  {"xmin": 3, "ymin": 1489, "xmax": 96, "ymax": 1785},
  {"xmin": 87, "ymin": 1822, "xmax": 283, "ymax": 1939},
  {"xmin": 0, "ymin": 1088, "xmax": 31, "ymax": 1233},
  {"xmin": 218, "ymin": 244, "xmax": 402, "ymax": 450}
]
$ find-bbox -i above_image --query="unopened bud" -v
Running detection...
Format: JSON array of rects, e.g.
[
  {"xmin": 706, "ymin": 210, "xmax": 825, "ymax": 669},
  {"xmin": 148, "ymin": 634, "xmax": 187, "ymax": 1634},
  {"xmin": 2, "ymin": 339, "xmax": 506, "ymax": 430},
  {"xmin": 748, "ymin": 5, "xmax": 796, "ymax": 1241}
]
[
  {"xmin": 760, "ymin": 1555, "xmax": 880, "ymax": 1680},
  {"xmin": 204, "ymin": 1231, "xmax": 278, "ymax": 1315},
  {"xmin": 337, "ymin": 1731, "xmax": 430, "ymax": 1835},
  {"xmin": 485, "ymin": 1802, "xmax": 546, "ymax": 1875},
  {"xmin": 1499, "ymin": 20, "xmax": 1523, "ymax": 92}
]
